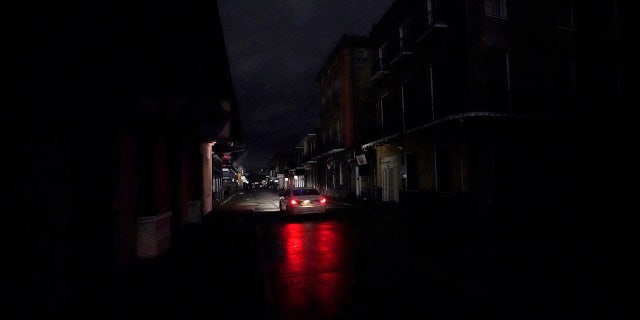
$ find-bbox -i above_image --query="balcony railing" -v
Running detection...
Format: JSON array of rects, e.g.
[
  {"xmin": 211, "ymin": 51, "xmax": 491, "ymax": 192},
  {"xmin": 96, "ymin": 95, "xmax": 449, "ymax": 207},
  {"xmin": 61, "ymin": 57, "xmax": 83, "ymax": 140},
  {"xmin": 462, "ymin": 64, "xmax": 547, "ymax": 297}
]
[
  {"xmin": 415, "ymin": 10, "xmax": 447, "ymax": 43},
  {"xmin": 389, "ymin": 37, "xmax": 414, "ymax": 65},
  {"xmin": 371, "ymin": 57, "xmax": 390, "ymax": 80}
]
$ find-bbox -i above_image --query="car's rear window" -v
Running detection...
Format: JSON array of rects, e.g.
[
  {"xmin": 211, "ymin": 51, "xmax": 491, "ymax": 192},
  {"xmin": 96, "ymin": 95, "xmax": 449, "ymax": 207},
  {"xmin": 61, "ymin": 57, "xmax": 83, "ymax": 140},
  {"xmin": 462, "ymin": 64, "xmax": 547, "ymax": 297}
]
[{"xmin": 293, "ymin": 189, "xmax": 320, "ymax": 196}]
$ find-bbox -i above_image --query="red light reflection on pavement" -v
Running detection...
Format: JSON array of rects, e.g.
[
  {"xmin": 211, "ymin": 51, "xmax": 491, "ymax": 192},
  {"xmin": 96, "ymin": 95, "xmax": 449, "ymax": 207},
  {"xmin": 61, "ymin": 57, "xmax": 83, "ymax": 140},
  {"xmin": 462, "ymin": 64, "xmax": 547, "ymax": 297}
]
[{"xmin": 275, "ymin": 221, "xmax": 353, "ymax": 320}]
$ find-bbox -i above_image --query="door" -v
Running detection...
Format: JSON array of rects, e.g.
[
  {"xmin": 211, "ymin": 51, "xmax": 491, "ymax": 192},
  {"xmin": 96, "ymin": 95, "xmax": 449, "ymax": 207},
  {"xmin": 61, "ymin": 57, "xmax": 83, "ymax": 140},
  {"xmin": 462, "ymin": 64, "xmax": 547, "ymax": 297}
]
[{"xmin": 381, "ymin": 156, "xmax": 399, "ymax": 202}]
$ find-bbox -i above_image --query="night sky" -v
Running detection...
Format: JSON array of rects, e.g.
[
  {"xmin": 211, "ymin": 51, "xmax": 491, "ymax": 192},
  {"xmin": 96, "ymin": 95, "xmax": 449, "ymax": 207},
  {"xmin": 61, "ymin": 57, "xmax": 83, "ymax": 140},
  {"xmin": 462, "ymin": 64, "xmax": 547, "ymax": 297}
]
[{"xmin": 217, "ymin": 0, "xmax": 395, "ymax": 172}]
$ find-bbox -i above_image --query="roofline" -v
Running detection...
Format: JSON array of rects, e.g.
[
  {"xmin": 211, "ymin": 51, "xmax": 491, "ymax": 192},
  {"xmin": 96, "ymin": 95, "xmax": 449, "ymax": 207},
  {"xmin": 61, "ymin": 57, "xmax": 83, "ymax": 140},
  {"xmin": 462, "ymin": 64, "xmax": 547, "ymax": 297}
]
[{"xmin": 315, "ymin": 34, "xmax": 372, "ymax": 82}]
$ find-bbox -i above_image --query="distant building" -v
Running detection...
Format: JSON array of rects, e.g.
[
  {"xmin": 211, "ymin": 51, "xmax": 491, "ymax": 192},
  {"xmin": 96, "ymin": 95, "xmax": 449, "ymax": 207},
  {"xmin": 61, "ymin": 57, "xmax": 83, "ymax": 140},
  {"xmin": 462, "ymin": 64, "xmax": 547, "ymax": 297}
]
[{"xmin": 313, "ymin": 34, "xmax": 377, "ymax": 199}]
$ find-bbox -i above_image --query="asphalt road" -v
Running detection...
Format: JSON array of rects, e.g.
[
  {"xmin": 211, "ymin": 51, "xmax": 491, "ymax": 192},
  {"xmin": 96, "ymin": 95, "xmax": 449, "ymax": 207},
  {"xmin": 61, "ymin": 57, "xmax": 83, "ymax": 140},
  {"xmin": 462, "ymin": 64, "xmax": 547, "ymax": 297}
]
[{"xmin": 101, "ymin": 189, "xmax": 635, "ymax": 320}]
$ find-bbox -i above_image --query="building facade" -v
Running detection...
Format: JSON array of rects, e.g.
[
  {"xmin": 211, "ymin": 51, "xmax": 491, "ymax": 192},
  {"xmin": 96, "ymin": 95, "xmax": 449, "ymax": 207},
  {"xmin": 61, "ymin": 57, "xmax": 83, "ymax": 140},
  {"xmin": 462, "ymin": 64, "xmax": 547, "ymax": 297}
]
[
  {"xmin": 10, "ymin": 0, "xmax": 243, "ymax": 314},
  {"xmin": 364, "ymin": 0, "xmax": 633, "ymax": 218},
  {"xmin": 314, "ymin": 34, "xmax": 377, "ymax": 200}
]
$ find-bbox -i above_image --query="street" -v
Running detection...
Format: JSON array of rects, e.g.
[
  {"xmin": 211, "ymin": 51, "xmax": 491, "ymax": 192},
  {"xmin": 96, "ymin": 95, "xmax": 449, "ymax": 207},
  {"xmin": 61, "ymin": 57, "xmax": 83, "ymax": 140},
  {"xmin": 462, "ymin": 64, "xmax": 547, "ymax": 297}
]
[
  {"xmin": 106, "ymin": 189, "xmax": 625, "ymax": 319},
  {"xmin": 222, "ymin": 189, "xmax": 621, "ymax": 319},
  {"xmin": 249, "ymin": 190, "xmax": 449, "ymax": 319}
]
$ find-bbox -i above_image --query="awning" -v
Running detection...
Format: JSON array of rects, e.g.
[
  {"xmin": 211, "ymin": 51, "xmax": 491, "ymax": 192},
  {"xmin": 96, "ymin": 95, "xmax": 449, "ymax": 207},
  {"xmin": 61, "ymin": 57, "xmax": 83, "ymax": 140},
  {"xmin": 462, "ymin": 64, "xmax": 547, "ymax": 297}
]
[
  {"xmin": 311, "ymin": 148, "xmax": 345, "ymax": 160},
  {"xmin": 360, "ymin": 133, "xmax": 400, "ymax": 150},
  {"xmin": 361, "ymin": 112, "xmax": 531, "ymax": 150}
]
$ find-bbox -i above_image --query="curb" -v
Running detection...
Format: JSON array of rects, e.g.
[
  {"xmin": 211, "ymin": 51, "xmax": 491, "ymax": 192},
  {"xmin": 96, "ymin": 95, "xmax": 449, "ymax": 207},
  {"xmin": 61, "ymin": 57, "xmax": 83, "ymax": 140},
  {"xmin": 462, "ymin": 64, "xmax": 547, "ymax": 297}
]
[{"xmin": 218, "ymin": 192, "xmax": 239, "ymax": 206}]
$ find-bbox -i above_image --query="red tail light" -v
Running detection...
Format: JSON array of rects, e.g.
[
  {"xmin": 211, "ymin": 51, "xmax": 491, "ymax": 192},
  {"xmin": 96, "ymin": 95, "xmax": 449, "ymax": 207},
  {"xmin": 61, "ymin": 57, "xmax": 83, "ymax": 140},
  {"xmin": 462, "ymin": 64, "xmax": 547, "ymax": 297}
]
[
  {"xmin": 320, "ymin": 198, "xmax": 327, "ymax": 204},
  {"xmin": 290, "ymin": 199, "xmax": 298, "ymax": 205}
]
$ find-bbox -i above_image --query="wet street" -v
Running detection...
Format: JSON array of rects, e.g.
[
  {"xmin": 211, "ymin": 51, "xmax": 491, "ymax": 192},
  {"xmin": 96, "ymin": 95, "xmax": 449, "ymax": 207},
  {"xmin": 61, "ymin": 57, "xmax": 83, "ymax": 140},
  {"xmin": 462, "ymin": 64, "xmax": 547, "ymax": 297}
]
[
  {"xmin": 220, "ymin": 189, "xmax": 623, "ymax": 320},
  {"xmin": 108, "ymin": 188, "xmax": 631, "ymax": 320},
  {"xmin": 218, "ymin": 189, "xmax": 451, "ymax": 319}
]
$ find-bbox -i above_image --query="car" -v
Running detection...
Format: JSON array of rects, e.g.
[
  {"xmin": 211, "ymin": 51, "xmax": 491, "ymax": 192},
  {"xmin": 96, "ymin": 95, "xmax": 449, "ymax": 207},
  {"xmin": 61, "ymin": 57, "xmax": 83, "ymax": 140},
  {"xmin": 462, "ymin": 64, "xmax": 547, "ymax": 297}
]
[{"xmin": 278, "ymin": 187, "xmax": 327, "ymax": 214}]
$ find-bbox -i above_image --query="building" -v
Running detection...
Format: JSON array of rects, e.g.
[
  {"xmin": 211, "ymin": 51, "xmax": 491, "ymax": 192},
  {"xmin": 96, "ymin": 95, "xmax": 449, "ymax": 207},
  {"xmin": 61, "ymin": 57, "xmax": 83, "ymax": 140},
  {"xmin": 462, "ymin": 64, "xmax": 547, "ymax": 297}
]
[
  {"xmin": 291, "ymin": 129, "xmax": 321, "ymax": 189},
  {"xmin": 313, "ymin": 34, "xmax": 377, "ymax": 200},
  {"xmin": 363, "ymin": 0, "xmax": 635, "ymax": 218},
  {"xmin": 9, "ymin": 0, "xmax": 243, "ymax": 315}
]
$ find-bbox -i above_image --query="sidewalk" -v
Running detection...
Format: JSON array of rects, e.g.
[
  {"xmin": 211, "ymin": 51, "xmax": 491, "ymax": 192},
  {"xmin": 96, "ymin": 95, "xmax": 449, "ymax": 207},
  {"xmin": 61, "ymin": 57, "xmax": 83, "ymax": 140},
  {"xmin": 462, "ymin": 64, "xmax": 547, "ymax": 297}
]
[
  {"xmin": 324, "ymin": 194, "xmax": 403, "ymax": 213},
  {"xmin": 110, "ymin": 210, "xmax": 271, "ymax": 318}
]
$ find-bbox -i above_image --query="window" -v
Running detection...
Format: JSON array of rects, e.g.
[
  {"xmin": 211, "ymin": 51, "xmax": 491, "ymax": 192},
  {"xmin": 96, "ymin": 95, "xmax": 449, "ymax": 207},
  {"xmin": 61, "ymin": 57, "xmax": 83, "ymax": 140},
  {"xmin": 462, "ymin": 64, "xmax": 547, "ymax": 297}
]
[
  {"xmin": 562, "ymin": 59, "xmax": 579, "ymax": 114},
  {"xmin": 426, "ymin": 0, "xmax": 435, "ymax": 26},
  {"xmin": 378, "ymin": 42, "xmax": 387, "ymax": 60},
  {"xmin": 484, "ymin": 0, "xmax": 507, "ymax": 19},
  {"xmin": 555, "ymin": 0, "xmax": 575, "ymax": 29},
  {"xmin": 492, "ymin": 146, "xmax": 513, "ymax": 211},
  {"xmin": 399, "ymin": 20, "xmax": 408, "ymax": 40},
  {"xmin": 435, "ymin": 147, "xmax": 452, "ymax": 192},
  {"xmin": 459, "ymin": 156, "xmax": 467, "ymax": 191},
  {"xmin": 487, "ymin": 48, "xmax": 511, "ymax": 111},
  {"xmin": 402, "ymin": 70, "xmax": 431, "ymax": 129},
  {"xmin": 569, "ymin": 60, "xmax": 578, "ymax": 98},
  {"xmin": 333, "ymin": 78, "xmax": 341, "ymax": 92},
  {"xmin": 377, "ymin": 42, "xmax": 388, "ymax": 68},
  {"xmin": 429, "ymin": 64, "xmax": 435, "ymax": 119},
  {"xmin": 380, "ymin": 89, "xmax": 388, "ymax": 126},
  {"xmin": 406, "ymin": 152, "xmax": 418, "ymax": 191},
  {"xmin": 597, "ymin": 0, "xmax": 619, "ymax": 35},
  {"xmin": 595, "ymin": 61, "xmax": 622, "ymax": 97},
  {"xmin": 381, "ymin": 88, "xmax": 401, "ymax": 136},
  {"xmin": 355, "ymin": 48, "xmax": 368, "ymax": 59},
  {"xmin": 399, "ymin": 19, "xmax": 411, "ymax": 49}
]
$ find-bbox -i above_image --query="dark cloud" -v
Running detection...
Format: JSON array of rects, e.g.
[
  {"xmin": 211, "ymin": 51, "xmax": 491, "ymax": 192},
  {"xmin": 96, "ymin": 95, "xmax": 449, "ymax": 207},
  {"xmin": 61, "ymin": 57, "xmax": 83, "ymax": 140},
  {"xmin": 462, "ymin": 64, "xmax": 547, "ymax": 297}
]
[{"xmin": 217, "ymin": 0, "xmax": 394, "ymax": 171}]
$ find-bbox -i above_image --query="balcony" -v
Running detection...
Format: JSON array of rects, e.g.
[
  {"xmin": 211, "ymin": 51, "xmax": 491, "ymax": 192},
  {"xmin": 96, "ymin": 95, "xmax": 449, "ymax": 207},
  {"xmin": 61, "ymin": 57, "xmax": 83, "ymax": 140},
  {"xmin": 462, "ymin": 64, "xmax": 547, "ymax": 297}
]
[
  {"xmin": 415, "ymin": 11, "xmax": 447, "ymax": 43},
  {"xmin": 371, "ymin": 57, "xmax": 390, "ymax": 81},
  {"xmin": 389, "ymin": 38, "xmax": 414, "ymax": 65}
]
